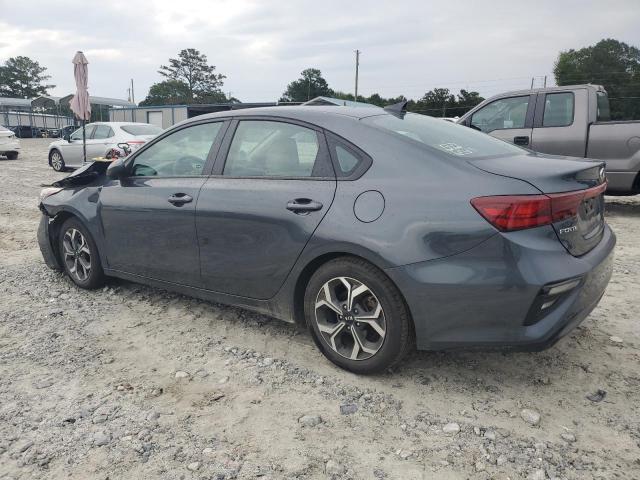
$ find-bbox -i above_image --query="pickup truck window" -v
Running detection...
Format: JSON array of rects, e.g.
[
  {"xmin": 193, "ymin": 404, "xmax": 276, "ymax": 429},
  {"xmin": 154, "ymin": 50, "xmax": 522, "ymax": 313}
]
[
  {"xmin": 596, "ymin": 91, "xmax": 611, "ymax": 122},
  {"xmin": 542, "ymin": 92, "xmax": 574, "ymax": 127},
  {"xmin": 470, "ymin": 96, "xmax": 529, "ymax": 132}
]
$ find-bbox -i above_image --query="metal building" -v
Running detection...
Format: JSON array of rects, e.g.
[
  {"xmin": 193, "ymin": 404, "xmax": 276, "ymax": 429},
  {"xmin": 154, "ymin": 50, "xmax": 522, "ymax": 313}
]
[{"xmin": 108, "ymin": 102, "xmax": 286, "ymax": 129}]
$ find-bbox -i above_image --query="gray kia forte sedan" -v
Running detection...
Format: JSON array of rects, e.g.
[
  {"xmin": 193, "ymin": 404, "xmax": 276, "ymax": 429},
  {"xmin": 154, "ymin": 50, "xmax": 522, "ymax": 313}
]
[{"xmin": 37, "ymin": 103, "xmax": 615, "ymax": 373}]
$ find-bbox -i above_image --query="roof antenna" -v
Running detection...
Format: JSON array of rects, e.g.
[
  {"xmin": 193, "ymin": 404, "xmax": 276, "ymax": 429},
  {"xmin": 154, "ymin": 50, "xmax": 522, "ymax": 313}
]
[{"xmin": 384, "ymin": 99, "xmax": 408, "ymax": 118}]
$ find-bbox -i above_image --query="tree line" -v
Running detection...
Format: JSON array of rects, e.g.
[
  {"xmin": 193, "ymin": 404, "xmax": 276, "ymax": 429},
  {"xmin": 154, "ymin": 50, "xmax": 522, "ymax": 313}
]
[{"xmin": 2, "ymin": 39, "xmax": 640, "ymax": 120}]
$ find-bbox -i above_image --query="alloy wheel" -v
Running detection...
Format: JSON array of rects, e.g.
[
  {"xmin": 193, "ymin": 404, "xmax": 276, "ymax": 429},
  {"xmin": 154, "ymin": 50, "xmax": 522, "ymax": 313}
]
[
  {"xmin": 62, "ymin": 228, "xmax": 91, "ymax": 282},
  {"xmin": 51, "ymin": 152, "xmax": 63, "ymax": 171},
  {"xmin": 314, "ymin": 277, "xmax": 386, "ymax": 360}
]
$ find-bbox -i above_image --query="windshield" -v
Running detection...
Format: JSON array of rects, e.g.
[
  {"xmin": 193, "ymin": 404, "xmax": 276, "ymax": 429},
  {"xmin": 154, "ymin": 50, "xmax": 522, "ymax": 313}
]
[
  {"xmin": 121, "ymin": 124, "xmax": 164, "ymax": 136},
  {"xmin": 363, "ymin": 113, "xmax": 525, "ymax": 159}
]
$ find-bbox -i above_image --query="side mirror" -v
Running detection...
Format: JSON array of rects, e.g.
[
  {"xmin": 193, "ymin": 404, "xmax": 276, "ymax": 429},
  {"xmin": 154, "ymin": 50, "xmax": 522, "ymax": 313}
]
[
  {"xmin": 106, "ymin": 157, "xmax": 128, "ymax": 179},
  {"xmin": 63, "ymin": 134, "xmax": 71, "ymax": 142}
]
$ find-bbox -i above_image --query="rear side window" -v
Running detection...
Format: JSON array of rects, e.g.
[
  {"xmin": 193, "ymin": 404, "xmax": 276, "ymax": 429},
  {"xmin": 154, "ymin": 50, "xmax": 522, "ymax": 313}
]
[
  {"xmin": 542, "ymin": 92, "xmax": 574, "ymax": 127},
  {"xmin": 470, "ymin": 96, "xmax": 530, "ymax": 132},
  {"xmin": 596, "ymin": 91, "xmax": 611, "ymax": 122},
  {"xmin": 223, "ymin": 121, "xmax": 322, "ymax": 177},
  {"xmin": 121, "ymin": 124, "xmax": 164, "ymax": 136}
]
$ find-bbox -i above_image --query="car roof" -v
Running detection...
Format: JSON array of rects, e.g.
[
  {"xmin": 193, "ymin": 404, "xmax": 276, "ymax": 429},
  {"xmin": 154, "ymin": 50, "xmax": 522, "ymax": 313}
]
[
  {"xmin": 191, "ymin": 105, "xmax": 388, "ymax": 123},
  {"xmin": 89, "ymin": 122, "xmax": 155, "ymax": 127}
]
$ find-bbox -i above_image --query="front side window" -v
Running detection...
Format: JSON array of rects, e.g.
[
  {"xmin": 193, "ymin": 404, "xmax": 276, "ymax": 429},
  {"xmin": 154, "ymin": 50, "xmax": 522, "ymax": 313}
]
[
  {"xmin": 131, "ymin": 122, "xmax": 222, "ymax": 177},
  {"xmin": 471, "ymin": 96, "xmax": 530, "ymax": 132},
  {"xmin": 364, "ymin": 113, "xmax": 525, "ymax": 159},
  {"xmin": 92, "ymin": 125, "xmax": 114, "ymax": 139},
  {"xmin": 542, "ymin": 92, "xmax": 574, "ymax": 127},
  {"xmin": 223, "ymin": 121, "xmax": 320, "ymax": 177},
  {"xmin": 71, "ymin": 125, "xmax": 95, "ymax": 140}
]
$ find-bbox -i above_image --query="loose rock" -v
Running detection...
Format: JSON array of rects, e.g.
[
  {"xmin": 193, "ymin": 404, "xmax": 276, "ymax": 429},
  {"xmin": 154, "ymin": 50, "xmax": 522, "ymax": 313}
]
[{"xmin": 520, "ymin": 409, "xmax": 541, "ymax": 426}]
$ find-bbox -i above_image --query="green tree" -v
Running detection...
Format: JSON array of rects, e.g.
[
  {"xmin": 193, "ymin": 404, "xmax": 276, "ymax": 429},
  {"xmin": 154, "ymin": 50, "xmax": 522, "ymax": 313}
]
[
  {"xmin": 280, "ymin": 68, "xmax": 333, "ymax": 102},
  {"xmin": 139, "ymin": 80, "xmax": 192, "ymax": 106},
  {"xmin": 0, "ymin": 56, "xmax": 54, "ymax": 98},
  {"xmin": 456, "ymin": 89, "xmax": 484, "ymax": 112},
  {"xmin": 413, "ymin": 88, "xmax": 457, "ymax": 117},
  {"xmin": 158, "ymin": 48, "xmax": 226, "ymax": 103},
  {"xmin": 554, "ymin": 38, "xmax": 640, "ymax": 119}
]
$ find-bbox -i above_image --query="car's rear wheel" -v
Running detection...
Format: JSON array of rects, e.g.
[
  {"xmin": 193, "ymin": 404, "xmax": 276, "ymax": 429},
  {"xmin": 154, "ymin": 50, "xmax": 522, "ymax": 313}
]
[
  {"xmin": 6, "ymin": 152, "xmax": 18, "ymax": 160},
  {"xmin": 50, "ymin": 149, "xmax": 65, "ymax": 171},
  {"xmin": 58, "ymin": 218, "xmax": 105, "ymax": 289},
  {"xmin": 304, "ymin": 257, "xmax": 412, "ymax": 374}
]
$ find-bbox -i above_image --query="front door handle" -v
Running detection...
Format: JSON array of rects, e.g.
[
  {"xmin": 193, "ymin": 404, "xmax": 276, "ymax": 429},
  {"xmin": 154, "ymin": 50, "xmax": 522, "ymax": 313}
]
[
  {"xmin": 514, "ymin": 136, "xmax": 530, "ymax": 146},
  {"xmin": 286, "ymin": 198, "xmax": 323, "ymax": 214},
  {"xmin": 168, "ymin": 193, "xmax": 193, "ymax": 206}
]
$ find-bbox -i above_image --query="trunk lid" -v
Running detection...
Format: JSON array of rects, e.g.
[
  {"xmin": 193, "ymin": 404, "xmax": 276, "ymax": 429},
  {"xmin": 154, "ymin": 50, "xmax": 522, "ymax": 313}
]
[{"xmin": 470, "ymin": 153, "xmax": 607, "ymax": 256}]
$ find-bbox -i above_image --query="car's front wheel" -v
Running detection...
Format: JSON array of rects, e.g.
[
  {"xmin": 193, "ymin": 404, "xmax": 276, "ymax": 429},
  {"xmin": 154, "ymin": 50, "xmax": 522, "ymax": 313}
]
[
  {"xmin": 49, "ymin": 149, "xmax": 65, "ymax": 171},
  {"xmin": 304, "ymin": 257, "xmax": 412, "ymax": 374},
  {"xmin": 6, "ymin": 152, "xmax": 18, "ymax": 160},
  {"xmin": 58, "ymin": 218, "xmax": 105, "ymax": 289}
]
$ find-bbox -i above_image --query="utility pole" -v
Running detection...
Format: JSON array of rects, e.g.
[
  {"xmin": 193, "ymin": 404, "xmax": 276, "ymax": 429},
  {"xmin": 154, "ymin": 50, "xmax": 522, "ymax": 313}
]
[
  {"xmin": 543, "ymin": 75, "xmax": 547, "ymax": 88},
  {"xmin": 530, "ymin": 77, "xmax": 535, "ymax": 89},
  {"xmin": 130, "ymin": 79, "xmax": 135, "ymax": 104},
  {"xmin": 354, "ymin": 49, "xmax": 360, "ymax": 102}
]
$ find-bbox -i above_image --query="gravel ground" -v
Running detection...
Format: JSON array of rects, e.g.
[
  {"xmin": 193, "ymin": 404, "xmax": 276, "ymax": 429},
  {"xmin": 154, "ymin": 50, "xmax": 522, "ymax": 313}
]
[{"xmin": 1, "ymin": 139, "xmax": 639, "ymax": 480}]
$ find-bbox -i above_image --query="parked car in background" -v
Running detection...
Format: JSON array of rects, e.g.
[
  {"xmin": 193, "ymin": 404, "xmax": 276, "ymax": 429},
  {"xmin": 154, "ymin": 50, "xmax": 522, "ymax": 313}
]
[
  {"xmin": 458, "ymin": 84, "xmax": 640, "ymax": 194},
  {"xmin": 0, "ymin": 125, "xmax": 20, "ymax": 159},
  {"xmin": 47, "ymin": 122, "xmax": 163, "ymax": 171},
  {"xmin": 38, "ymin": 105, "xmax": 614, "ymax": 373},
  {"xmin": 10, "ymin": 125, "xmax": 38, "ymax": 138}
]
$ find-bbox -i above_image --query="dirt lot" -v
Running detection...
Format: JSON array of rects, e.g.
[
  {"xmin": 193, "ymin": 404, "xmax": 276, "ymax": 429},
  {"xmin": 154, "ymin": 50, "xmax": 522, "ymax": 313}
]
[{"xmin": 0, "ymin": 139, "xmax": 639, "ymax": 480}]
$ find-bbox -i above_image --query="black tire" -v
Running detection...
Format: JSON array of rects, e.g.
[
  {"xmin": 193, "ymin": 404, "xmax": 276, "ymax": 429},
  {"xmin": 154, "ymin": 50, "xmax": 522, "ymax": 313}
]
[
  {"xmin": 304, "ymin": 257, "xmax": 412, "ymax": 374},
  {"xmin": 58, "ymin": 217, "xmax": 105, "ymax": 289},
  {"xmin": 49, "ymin": 149, "xmax": 66, "ymax": 171},
  {"xmin": 6, "ymin": 152, "xmax": 18, "ymax": 160}
]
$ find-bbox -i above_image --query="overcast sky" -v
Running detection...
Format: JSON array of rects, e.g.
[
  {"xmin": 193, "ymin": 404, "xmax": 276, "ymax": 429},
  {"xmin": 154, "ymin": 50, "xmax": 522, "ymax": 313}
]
[{"xmin": 1, "ymin": 0, "xmax": 639, "ymax": 103}]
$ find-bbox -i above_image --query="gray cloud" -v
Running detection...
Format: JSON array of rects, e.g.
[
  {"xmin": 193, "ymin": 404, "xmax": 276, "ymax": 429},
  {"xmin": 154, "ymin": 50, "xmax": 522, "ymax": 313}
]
[{"xmin": 1, "ymin": 0, "xmax": 639, "ymax": 103}]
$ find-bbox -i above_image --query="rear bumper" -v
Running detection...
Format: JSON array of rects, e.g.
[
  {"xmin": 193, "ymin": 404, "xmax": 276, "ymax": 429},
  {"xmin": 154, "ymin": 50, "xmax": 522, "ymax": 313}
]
[
  {"xmin": 37, "ymin": 213, "xmax": 62, "ymax": 271},
  {"xmin": 0, "ymin": 140, "xmax": 20, "ymax": 152},
  {"xmin": 386, "ymin": 224, "xmax": 616, "ymax": 351}
]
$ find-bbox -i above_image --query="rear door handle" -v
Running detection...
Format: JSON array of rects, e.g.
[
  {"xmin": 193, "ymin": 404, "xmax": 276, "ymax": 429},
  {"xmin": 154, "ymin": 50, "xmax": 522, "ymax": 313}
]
[
  {"xmin": 286, "ymin": 198, "xmax": 323, "ymax": 214},
  {"xmin": 514, "ymin": 136, "xmax": 530, "ymax": 146},
  {"xmin": 168, "ymin": 193, "xmax": 193, "ymax": 206}
]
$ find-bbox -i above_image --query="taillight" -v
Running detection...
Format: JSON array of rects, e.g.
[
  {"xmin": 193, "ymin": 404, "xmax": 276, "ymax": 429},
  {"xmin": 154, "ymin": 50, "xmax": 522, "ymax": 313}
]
[{"xmin": 471, "ymin": 183, "xmax": 606, "ymax": 232}]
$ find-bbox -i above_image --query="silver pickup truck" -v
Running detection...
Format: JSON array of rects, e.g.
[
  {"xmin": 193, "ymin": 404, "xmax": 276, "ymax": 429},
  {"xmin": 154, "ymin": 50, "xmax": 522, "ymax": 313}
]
[{"xmin": 458, "ymin": 84, "xmax": 640, "ymax": 194}]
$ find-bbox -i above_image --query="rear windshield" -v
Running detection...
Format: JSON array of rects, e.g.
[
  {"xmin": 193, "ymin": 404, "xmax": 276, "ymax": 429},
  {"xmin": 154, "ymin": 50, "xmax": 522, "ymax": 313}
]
[
  {"xmin": 363, "ymin": 113, "xmax": 525, "ymax": 159},
  {"xmin": 120, "ymin": 124, "xmax": 163, "ymax": 136}
]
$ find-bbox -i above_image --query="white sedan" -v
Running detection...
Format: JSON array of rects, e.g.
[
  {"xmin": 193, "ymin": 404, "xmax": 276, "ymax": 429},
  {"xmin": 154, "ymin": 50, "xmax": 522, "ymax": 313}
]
[
  {"xmin": 48, "ymin": 122, "xmax": 163, "ymax": 171},
  {"xmin": 0, "ymin": 125, "xmax": 20, "ymax": 159}
]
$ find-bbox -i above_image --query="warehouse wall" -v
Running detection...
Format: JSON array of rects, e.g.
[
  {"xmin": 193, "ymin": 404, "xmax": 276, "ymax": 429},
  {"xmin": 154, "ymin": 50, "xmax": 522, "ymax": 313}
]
[{"xmin": 109, "ymin": 107, "xmax": 187, "ymax": 129}]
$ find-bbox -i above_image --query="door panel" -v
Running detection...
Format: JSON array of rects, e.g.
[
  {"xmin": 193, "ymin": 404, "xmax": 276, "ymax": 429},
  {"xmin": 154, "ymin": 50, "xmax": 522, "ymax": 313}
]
[
  {"xmin": 530, "ymin": 89, "xmax": 588, "ymax": 158},
  {"xmin": 470, "ymin": 95, "xmax": 535, "ymax": 149},
  {"xmin": 97, "ymin": 120, "xmax": 226, "ymax": 286},
  {"xmin": 99, "ymin": 177, "xmax": 206, "ymax": 286},
  {"xmin": 61, "ymin": 125, "xmax": 95, "ymax": 166},
  {"xmin": 489, "ymin": 127, "xmax": 533, "ymax": 147},
  {"xmin": 196, "ymin": 178, "xmax": 336, "ymax": 299}
]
